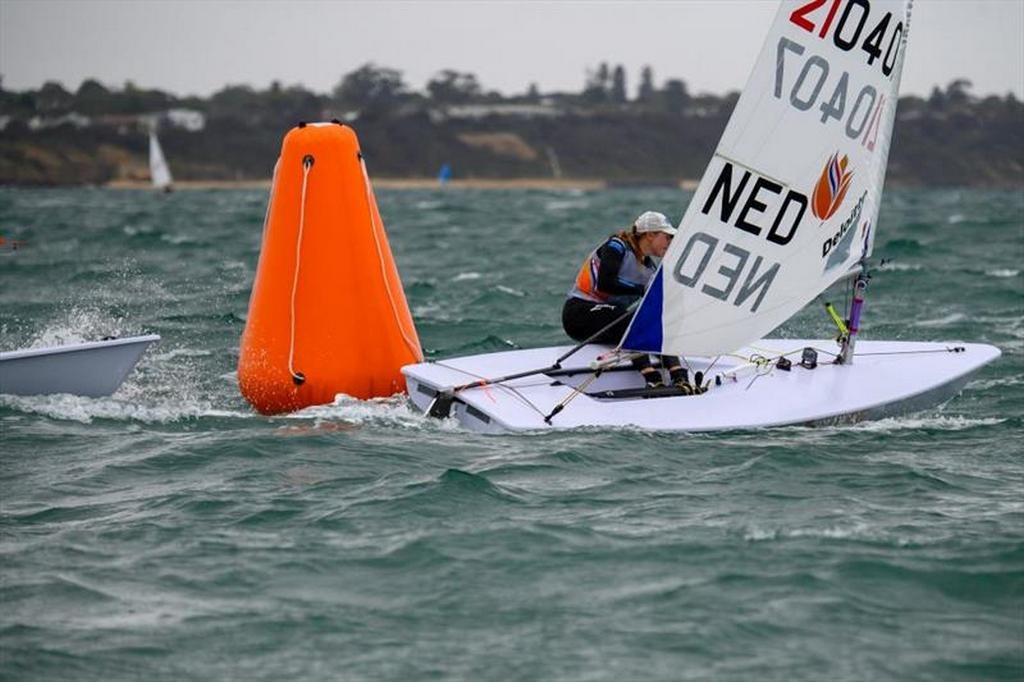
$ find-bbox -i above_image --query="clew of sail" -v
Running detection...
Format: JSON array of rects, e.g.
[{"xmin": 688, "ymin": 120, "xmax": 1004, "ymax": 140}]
[
  {"xmin": 149, "ymin": 131, "xmax": 174, "ymax": 190},
  {"xmin": 622, "ymin": 0, "xmax": 912, "ymax": 357}
]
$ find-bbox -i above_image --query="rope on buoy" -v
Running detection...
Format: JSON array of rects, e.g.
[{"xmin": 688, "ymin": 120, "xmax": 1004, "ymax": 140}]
[
  {"xmin": 357, "ymin": 153, "xmax": 423, "ymax": 362},
  {"xmin": 288, "ymin": 154, "xmax": 315, "ymax": 386}
]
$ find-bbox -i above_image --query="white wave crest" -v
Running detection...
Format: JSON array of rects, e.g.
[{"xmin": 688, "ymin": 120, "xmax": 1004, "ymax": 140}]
[
  {"xmin": 986, "ymin": 269, "xmax": 1020, "ymax": 278},
  {"xmin": 122, "ymin": 225, "xmax": 155, "ymax": 237},
  {"xmin": 545, "ymin": 199, "xmax": 590, "ymax": 212},
  {"xmin": 743, "ymin": 523, "xmax": 919, "ymax": 545},
  {"xmin": 914, "ymin": 313, "xmax": 967, "ymax": 328},
  {"xmin": 742, "ymin": 527, "xmax": 778, "ymax": 541},
  {"xmin": 495, "ymin": 285, "xmax": 526, "ymax": 297},
  {"xmin": 835, "ymin": 414, "xmax": 1006, "ymax": 433},
  {"xmin": 159, "ymin": 233, "xmax": 196, "ymax": 245},
  {"xmin": 0, "ymin": 393, "xmax": 248, "ymax": 424},
  {"xmin": 788, "ymin": 523, "xmax": 871, "ymax": 539},
  {"xmin": 968, "ymin": 376, "xmax": 1023, "ymax": 390},
  {"xmin": 880, "ymin": 262, "xmax": 923, "ymax": 272},
  {"xmin": 149, "ymin": 347, "xmax": 213, "ymax": 361}
]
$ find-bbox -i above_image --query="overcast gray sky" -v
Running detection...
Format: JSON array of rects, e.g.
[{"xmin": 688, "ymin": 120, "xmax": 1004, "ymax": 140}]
[{"xmin": 2, "ymin": 0, "xmax": 1022, "ymax": 99}]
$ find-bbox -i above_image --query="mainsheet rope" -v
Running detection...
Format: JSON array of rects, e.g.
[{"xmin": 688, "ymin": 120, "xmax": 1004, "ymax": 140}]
[{"xmin": 433, "ymin": 359, "xmax": 550, "ymax": 419}]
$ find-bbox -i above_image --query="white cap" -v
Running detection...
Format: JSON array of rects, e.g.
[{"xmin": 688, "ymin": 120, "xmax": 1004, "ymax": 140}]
[{"xmin": 634, "ymin": 211, "xmax": 677, "ymax": 236}]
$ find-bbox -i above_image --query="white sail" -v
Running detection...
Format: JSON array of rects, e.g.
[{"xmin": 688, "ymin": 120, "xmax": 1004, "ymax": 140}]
[
  {"xmin": 149, "ymin": 130, "xmax": 173, "ymax": 190},
  {"xmin": 623, "ymin": 0, "xmax": 912, "ymax": 357}
]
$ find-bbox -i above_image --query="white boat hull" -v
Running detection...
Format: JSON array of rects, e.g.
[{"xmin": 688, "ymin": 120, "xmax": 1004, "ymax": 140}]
[
  {"xmin": 0, "ymin": 334, "xmax": 160, "ymax": 398},
  {"xmin": 402, "ymin": 340, "xmax": 1001, "ymax": 433}
]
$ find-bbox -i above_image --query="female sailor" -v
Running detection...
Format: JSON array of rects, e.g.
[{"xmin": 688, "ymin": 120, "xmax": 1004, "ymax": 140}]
[{"xmin": 562, "ymin": 211, "xmax": 690, "ymax": 389}]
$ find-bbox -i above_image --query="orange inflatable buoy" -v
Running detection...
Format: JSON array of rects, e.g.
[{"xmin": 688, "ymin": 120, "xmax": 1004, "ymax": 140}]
[{"xmin": 238, "ymin": 122, "xmax": 423, "ymax": 415}]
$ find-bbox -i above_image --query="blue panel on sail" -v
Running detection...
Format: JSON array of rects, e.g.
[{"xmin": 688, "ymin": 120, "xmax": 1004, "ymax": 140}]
[{"xmin": 621, "ymin": 269, "xmax": 663, "ymax": 352}]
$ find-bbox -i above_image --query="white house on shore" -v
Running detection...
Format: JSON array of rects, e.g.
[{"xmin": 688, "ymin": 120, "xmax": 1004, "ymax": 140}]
[
  {"xmin": 429, "ymin": 103, "xmax": 563, "ymax": 123},
  {"xmin": 164, "ymin": 108, "xmax": 205, "ymax": 132},
  {"xmin": 27, "ymin": 112, "xmax": 91, "ymax": 130}
]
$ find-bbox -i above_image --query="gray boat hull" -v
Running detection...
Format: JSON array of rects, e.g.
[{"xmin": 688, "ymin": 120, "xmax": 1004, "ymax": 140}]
[{"xmin": 0, "ymin": 334, "xmax": 160, "ymax": 397}]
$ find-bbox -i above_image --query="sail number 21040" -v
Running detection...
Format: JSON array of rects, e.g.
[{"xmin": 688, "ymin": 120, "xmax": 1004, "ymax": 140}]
[{"xmin": 789, "ymin": 0, "xmax": 904, "ymax": 77}]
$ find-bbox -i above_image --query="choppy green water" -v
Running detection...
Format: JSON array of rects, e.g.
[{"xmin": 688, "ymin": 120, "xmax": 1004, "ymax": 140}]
[{"xmin": 1, "ymin": 186, "xmax": 1022, "ymax": 681}]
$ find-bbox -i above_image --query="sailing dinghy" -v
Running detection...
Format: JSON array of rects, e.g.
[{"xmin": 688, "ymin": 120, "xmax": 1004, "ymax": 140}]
[
  {"xmin": 149, "ymin": 130, "xmax": 174, "ymax": 192},
  {"xmin": 402, "ymin": 0, "xmax": 1000, "ymax": 432},
  {"xmin": 0, "ymin": 334, "xmax": 160, "ymax": 398}
]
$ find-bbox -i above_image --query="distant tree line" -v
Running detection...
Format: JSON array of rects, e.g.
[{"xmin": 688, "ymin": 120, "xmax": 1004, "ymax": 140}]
[
  {"xmin": 0, "ymin": 62, "xmax": 729, "ymax": 125},
  {"xmin": 0, "ymin": 66, "xmax": 1021, "ymax": 187}
]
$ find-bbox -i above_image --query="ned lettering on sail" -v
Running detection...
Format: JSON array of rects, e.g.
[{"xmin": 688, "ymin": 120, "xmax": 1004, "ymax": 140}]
[{"xmin": 669, "ymin": 160, "xmax": 808, "ymax": 313}]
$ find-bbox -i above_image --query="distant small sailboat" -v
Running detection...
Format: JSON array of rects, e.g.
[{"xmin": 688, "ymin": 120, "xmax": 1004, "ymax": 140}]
[
  {"xmin": 437, "ymin": 163, "xmax": 452, "ymax": 186},
  {"xmin": 546, "ymin": 146, "xmax": 563, "ymax": 179},
  {"xmin": 149, "ymin": 130, "xmax": 174, "ymax": 192}
]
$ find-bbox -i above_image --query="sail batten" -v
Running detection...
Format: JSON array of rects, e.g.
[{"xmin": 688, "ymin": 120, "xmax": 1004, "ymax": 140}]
[{"xmin": 622, "ymin": 0, "xmax": 913, "ymax": 357}]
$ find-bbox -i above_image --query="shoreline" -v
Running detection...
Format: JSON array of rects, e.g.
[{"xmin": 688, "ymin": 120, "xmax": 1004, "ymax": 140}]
[{"xmin": 103, "ymin": 178, "xmax": 701, "ymax": 191}]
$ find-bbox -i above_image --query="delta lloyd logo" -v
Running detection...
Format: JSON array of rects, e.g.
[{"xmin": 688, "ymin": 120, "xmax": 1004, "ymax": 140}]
[{"xmin": 812, "ymin": 153, "xmax": 854, "ymax": 221}]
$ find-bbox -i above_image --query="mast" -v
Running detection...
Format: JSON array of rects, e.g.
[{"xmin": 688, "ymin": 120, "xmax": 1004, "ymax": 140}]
[{"xmin": 837, "ymin": 259, "xmax": 869, "ymax": 365}]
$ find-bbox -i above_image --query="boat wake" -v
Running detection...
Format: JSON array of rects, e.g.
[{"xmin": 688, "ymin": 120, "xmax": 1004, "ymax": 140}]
[
  {"xmin": 281, "ymin": 394, "xmax": 458, "ymax": 431},
  {"xmin": 17, "ymin": 310, "xmax": 133, "ymax": 350}
]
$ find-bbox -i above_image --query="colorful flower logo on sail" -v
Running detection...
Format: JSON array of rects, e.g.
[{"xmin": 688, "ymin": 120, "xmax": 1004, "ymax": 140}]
[{"xmin": 812, "ymin": 153, "xmax": 854, "ymax": 221}]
